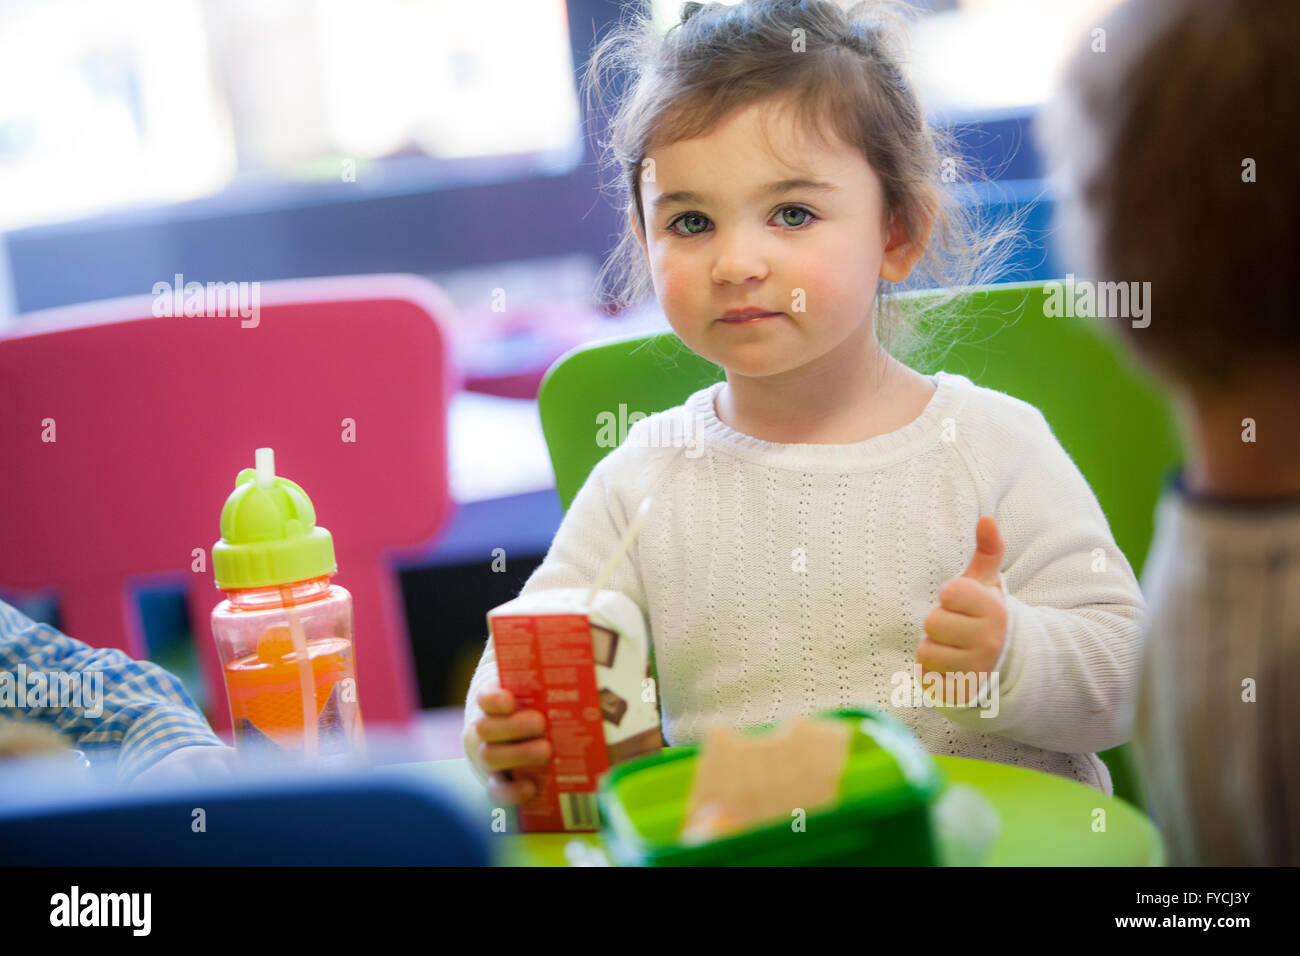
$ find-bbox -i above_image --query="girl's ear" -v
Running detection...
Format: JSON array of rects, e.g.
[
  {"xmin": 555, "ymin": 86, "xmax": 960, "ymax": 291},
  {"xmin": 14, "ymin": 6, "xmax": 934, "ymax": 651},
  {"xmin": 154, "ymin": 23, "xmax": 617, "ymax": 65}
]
[{"xmin": 880, "ymin": 203, "xmax": 935, "ymax": 283}]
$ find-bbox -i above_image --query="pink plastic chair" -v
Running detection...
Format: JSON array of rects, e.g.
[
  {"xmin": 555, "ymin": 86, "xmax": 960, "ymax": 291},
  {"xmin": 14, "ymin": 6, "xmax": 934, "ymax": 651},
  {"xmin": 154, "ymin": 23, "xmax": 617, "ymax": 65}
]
[{"xmin": 0, "ymin": 274, "xmax": 461, "ymax": 731}]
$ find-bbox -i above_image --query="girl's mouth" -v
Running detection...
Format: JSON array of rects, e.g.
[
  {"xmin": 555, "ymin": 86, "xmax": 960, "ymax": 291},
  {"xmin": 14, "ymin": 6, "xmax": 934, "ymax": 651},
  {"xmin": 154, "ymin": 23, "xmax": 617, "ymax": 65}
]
[{"xmin": 718, "ymin": 312, "xmax": 781, "ymax": 325}]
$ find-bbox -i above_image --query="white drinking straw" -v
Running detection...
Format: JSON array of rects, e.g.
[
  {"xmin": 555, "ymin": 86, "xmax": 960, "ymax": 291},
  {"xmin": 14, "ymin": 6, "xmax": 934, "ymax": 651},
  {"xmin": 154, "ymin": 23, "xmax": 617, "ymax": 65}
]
[
  {"xmin": 281, "ymin": 585, "xmax": 319, "ymax": 763},
  {"xmin": 257, "ymin": 448, "xmax": 319, "ymax": 761},
  {"xmin": 585, "ymin": 496, "xmax": 653, "ymax": 608}
]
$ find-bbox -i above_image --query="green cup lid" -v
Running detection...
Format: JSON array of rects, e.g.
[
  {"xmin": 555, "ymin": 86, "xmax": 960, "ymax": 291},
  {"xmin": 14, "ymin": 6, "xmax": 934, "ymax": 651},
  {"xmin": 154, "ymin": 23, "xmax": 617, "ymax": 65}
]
[{"xmin": 212, "ymin": 447, "xmax": 337, "ymax": 590}]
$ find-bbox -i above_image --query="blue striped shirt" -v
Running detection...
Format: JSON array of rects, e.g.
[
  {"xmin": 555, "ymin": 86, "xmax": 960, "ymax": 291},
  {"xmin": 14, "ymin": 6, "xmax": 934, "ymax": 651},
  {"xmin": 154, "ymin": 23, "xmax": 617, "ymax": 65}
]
[{"xmin": 0, "ymin": 598, "xmax": 223, "ymax": 781}]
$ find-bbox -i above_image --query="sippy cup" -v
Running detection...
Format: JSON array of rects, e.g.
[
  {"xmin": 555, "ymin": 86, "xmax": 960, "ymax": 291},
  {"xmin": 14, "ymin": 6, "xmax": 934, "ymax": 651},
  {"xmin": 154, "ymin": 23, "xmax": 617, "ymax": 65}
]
[{"xmin": 210, "ymin": 447, "xmax": 364, "ymax": 763}]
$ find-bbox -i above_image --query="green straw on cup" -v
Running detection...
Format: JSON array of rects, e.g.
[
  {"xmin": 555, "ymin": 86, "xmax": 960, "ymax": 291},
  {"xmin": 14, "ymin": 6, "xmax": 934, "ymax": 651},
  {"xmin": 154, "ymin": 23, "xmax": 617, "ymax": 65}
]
[{"xmin": 585, "ymin": 496, "xmax": 654, "ymax": 610}]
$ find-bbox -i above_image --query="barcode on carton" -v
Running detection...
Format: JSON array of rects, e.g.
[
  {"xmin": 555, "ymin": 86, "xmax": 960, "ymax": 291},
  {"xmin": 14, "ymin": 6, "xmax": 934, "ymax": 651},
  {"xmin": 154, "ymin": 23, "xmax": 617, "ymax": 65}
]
[{"xmin": 560, "ymin": 792, "xmax": 599, "ymax": 831}]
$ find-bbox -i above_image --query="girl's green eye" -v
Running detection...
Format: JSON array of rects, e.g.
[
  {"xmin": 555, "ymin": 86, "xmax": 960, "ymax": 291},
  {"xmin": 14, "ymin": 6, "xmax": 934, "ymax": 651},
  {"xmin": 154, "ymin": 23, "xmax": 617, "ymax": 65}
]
[
  {"xmin": 779, "ymin": 206, "xmax": 812, "ymax": 227},
  {"xmin": 675, "ymin": 213, "xmax": 708, "ymax": 235},
  {"xmin": 667, "ymin": 205, "xmax": 816, "ymax": 236}
]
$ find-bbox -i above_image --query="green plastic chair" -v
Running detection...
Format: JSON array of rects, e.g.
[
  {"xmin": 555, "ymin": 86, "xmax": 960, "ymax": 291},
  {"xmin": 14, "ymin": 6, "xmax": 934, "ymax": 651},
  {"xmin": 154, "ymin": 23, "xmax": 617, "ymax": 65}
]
[{"xmin": 537, "ymin": 280, "xmax": 1183, "ymax": 813}]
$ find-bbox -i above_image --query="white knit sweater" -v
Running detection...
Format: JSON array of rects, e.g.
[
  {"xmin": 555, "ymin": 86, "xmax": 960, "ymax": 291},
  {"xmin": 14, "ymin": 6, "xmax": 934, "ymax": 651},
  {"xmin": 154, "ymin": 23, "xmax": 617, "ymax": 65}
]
[{"xmin": 464, "ymin": 371, "xmax": 1147, "ymax": 794}]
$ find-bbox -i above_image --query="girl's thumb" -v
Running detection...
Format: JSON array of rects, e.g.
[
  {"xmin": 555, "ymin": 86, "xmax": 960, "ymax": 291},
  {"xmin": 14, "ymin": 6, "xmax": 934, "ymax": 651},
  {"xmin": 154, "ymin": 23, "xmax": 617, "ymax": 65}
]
[{"xmin": 961, "ymin": 515, "xmax": 1005, "ymax": 586}]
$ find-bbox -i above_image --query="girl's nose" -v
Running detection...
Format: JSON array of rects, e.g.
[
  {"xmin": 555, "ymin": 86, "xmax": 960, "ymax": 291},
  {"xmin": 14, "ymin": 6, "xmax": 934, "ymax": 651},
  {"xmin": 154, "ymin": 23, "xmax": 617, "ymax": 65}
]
[
  {"xmin": 712, "ymin": 253, "xmax": 770, "ymax": 285},
  {"xmin": 711, "ymin": 228, "xmax": 771, "ymax": 284}
]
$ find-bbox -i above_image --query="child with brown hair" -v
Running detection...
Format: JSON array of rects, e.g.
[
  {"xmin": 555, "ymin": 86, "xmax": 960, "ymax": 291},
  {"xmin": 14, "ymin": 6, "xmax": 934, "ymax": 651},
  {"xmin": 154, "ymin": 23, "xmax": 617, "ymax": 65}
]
[
  {"xmin": 465, "ymin": 0, "xmax": 1146, "ymax": 807},
  {"xmin": 1039, "ymin": 0, "xmax": 1300, "ymax": 864}
]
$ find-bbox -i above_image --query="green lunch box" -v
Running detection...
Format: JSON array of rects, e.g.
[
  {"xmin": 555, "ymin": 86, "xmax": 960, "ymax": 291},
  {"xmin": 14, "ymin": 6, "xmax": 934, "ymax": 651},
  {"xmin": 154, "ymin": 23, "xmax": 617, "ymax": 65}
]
[{"xmin": 596, "ymin": 707, "xmax": 945, "ymax": 866}]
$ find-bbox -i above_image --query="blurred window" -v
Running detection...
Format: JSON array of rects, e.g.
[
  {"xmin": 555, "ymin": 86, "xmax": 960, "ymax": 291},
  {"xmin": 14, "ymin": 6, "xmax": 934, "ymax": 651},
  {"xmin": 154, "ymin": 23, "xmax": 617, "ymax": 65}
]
[
  {"xmin": 650, "ymin": 0, "xmax": 1124, "ymax": 115},
  {"xmin": 0, "ymin": 0, "xmax": 579, "ymax": 231}
]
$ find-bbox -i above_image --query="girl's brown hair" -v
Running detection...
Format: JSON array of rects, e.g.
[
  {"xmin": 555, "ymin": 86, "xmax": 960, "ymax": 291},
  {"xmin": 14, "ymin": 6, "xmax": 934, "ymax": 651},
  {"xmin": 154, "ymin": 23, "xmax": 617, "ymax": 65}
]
[{"xmin": 580, "ymin": 0, "xmax": 1020, "ymax": 368}]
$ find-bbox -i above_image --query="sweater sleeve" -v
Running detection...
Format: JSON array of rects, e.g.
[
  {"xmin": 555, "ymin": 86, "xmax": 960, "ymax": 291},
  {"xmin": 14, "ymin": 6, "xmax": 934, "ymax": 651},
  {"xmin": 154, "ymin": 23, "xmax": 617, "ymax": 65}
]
[
  {"xmin": 933, "ymin": 407, "xmax": 1147, "ymax": 754},
  {"xmin": 461, "ymin": 442, "xmax": 655, "ymax": 780}
]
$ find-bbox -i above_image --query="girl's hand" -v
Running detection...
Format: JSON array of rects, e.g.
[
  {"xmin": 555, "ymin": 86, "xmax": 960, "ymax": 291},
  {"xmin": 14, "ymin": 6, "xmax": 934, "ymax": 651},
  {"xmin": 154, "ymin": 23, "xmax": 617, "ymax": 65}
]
[
  {"xmin": 472, "ymin": 683, "xmax": 550, "ymax": 806},
  {"xmin": 918, "ymin": 516, "xmax": 1008, "ymax": 705}
]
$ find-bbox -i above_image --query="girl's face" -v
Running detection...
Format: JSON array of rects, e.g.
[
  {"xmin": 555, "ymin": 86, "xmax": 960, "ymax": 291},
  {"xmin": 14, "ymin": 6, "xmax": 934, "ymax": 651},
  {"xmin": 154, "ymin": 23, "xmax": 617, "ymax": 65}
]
[{"xmin": 632, "ymin": 98, "xmax": 924, "ymax": 382}]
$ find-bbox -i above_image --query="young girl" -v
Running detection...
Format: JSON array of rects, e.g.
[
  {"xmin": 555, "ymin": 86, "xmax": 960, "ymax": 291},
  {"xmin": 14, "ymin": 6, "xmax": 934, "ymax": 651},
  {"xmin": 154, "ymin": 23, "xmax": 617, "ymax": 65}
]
[{"xmin": 463, "ymin": 0, "xmax": 1145, "ymax": 806}]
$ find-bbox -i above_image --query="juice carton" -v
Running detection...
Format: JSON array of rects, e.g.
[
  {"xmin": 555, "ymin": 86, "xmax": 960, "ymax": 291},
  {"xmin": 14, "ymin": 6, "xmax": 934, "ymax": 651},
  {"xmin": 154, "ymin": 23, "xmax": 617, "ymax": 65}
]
[{"xmin": 487, "ymin": 587, "xmax": 661, "ymax": 832}]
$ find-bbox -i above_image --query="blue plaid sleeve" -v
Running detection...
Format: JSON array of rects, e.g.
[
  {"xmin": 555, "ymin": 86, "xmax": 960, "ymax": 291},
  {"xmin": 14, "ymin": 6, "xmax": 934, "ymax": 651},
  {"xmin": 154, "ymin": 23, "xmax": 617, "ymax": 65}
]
[{"xmin": 0, "ymin": 598, "xmax": 224, "ymax": 780}]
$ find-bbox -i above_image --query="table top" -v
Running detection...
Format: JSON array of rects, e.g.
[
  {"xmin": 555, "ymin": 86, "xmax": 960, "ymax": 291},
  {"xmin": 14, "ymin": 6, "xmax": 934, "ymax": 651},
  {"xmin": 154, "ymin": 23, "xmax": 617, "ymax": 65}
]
[{"xmin": 385, "ymin": 754, "xmax": 1165, "ymax": 866}]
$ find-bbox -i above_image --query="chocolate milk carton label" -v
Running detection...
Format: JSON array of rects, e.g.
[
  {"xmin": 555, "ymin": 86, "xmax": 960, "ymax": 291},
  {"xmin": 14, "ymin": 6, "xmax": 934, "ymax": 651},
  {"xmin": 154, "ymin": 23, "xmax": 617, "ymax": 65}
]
[{"xmin": 487, "ymin": 588, "xmax": 661, "ymax": 832}]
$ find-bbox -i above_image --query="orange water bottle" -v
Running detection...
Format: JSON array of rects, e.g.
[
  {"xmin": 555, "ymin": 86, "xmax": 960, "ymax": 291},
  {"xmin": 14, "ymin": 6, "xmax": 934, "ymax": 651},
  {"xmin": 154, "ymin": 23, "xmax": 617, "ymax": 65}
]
[{"xmin": 210, "ymin": 448, "xmax": 364, "ymax": 763}]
